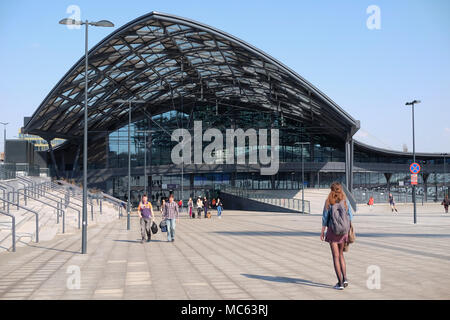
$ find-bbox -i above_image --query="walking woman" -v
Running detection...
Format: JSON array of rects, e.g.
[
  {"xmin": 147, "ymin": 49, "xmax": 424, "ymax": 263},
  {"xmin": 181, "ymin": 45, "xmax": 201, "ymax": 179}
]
[
  {"xmin": 216, "ymin": 198, "xmax": 223, "ymax": 218},
  {"xmin": 388, "ymin": 193, "xmax": 398, "ymax": 214},
  {"xmin": 196, "ymin": 197, "xmax": 203, "ymax": 219},
  {"xmin": 188, "ymin": 197, "xmax": 193, "ymax": 218},
  {"xmin": 320, "ymin": 182, "xmax": 353, "ymax": 290}
]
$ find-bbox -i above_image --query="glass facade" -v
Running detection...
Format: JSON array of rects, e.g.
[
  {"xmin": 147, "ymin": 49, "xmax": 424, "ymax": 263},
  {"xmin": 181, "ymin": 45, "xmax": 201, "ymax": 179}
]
[{"xmin": 98, "ymin": 104, "xmax": 450, "ymax": 204}]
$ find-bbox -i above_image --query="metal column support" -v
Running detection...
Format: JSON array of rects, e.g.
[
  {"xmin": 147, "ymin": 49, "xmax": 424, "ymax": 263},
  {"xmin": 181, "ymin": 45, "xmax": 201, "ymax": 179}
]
[
  {"xmin": 71, "ymin": 144, "xmax": 81, "ymax": 179},
  {"xmin": 345, "ymin": 138, "xmax": 354, "ymax": 192},
  {"xmin": 48, "ymin": 140, "xmax": 60, "ymax": 179}
]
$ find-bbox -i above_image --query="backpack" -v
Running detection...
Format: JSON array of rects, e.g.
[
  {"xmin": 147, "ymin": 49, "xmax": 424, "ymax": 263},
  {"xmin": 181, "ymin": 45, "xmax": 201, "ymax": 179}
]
[{"xmin": 328, "ymin": 200, "xmax": 350, "ymax": 236}]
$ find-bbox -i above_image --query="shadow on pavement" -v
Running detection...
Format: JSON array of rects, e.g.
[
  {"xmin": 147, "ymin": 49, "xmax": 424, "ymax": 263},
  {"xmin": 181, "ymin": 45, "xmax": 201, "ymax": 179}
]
[
  {"xmin": 241, "ymin": 273, "xmax": 332, "ymax": 289},
  {"xmin": 113, "ymin": 239, "xmax": 166, "ymax": 243},
  {"xmin": 24, "ymin": 243, "xmax": 80, "ymax": 254},
  {"xmin": 214, "ymin": 231, "xmax": 450, "ymax": 238}
]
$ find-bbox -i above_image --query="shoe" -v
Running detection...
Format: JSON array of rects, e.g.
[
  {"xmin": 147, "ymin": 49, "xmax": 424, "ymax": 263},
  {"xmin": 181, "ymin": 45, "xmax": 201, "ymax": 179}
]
[
  {"xmin": 140, "ymin": 239, "xmax": 144, "ymax": 244},
  {"xmin": 343, "ymin": 279, "xmax": 349, "ymax": 288},
  {"xmin": 172, "ymin": 239, "xmax": 175, "ymax": 242},
  {"xmin": 333, "ymin": 283, "xmax": 344, "ymax": 290},
  {"xmin": 147, "ymin": 239, "xmax": 151, "ymax": 243}
]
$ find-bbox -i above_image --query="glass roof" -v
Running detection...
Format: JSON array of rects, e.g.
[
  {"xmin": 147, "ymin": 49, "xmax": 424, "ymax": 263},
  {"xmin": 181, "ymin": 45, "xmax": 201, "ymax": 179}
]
[{"xmin": 25, "ymin": 12, "xmax": 358, "ymax": 141}]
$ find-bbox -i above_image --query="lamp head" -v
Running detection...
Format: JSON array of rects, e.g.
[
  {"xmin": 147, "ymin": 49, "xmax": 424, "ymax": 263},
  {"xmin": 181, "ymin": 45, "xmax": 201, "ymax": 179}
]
[
  {"xmin": 59, "ymin": 18, "xmax": 82, "ymax": 25},
  {"xmin": 90, "ymin": 20, "xmax": 114, "ymax": 27}
]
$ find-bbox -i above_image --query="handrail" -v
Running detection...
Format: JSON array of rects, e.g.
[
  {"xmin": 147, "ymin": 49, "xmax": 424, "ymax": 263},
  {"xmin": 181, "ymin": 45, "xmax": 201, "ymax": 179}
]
[
  {"xmin": 0, "ymin": 198, "xmax": 39, "ymax": 243},
  {"xmin": 19, "ymin": 189, "xmax": 82, "ymax": 229},
  {"xmin": 6, "ymin": 191, "xmax": 65, "ymax": 234},
  {"xmin": 222, "ymin": 186, "xmax": 311, "ymax": 214},
  {"xmin": 0, "ymin": 209, "xmax": 16, "ymax": 252}
]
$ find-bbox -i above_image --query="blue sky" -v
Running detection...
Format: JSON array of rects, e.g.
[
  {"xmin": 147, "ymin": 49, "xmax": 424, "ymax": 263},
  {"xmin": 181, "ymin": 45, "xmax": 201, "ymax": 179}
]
[{"xmin": 0, "ymin": 0, "xmax": 449, "ymax": 153}]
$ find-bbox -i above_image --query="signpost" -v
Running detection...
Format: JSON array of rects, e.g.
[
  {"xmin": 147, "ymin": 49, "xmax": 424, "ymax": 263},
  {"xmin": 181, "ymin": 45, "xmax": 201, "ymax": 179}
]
[{"xmin": 409, "ymin": 162, "xmax": 421, "ymax": 223}]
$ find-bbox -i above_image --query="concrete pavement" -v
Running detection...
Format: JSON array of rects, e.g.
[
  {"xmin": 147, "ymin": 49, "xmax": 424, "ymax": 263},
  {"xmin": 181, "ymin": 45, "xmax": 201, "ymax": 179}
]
[{"xmin": 0, "ymin": 205, "xmax": 449, "ymax": 300}]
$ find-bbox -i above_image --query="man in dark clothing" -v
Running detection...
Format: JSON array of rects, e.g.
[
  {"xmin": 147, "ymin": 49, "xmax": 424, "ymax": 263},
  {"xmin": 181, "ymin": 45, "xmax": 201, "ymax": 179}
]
[
  {"xmin": 442, "ymin": 195, "xmax": 450, "ymax": 214},
  {"xmin": 203, "ymin": 197, "xmax": 208, "ymax": 218}
]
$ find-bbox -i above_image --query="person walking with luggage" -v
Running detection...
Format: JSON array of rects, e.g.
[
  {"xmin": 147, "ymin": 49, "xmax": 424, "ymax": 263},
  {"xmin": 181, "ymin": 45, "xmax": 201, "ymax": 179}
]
[
  {"xmin": 320, "ymin": 182, "xmax": 353, "ymax": 290},
  {"xmin": 163, "ymin": 194, "xmax": 179, "ymax": 242},
  {"xmin": 441, "ymin": 195, "xmax": 450, "ymax": 214},
  {"xmin": 188, "ymin": 197, "xmax": 193, "ymax": 218},
  {"xmin": 216, "ymin": 198, "xmax": 223, "ymax": 218},
  {"xmin": 197, "ymin": 197, "xmax": 203, "ymax": 219},
  {"xmin": 138, "ymin": 194, "xmax": 154, "ymax": 244},
  {"xmin": 388, "ymin": 193, "xmax": 398, "ymax": 214}
]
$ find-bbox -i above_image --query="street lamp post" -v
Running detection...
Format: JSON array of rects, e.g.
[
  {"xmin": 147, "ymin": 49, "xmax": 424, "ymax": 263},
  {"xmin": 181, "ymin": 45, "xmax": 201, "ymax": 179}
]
[
  {"xmin": 0, "ymin": 122, "xmax": 8, "ymax": 157},
  {"xmin": 136, "ymin": 129, "xmax": 152, "ymax": 197},
  {"xmin": 442, "ymin": 153, "xmax": 448, "ymax": 197},
  {"xmin": 114, "ymin": 99, "xmax": 146, "ymax": 230},
  {"xmin": 59, "ymin": 17, "xmax": 114, "ymax": 254},
  {"xmin": 405, "ymin": 99, "xmax": 421, "ymax": 224}
]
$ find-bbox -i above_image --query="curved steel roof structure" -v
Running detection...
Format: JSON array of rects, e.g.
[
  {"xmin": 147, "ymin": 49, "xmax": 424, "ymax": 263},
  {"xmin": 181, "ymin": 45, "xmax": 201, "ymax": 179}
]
[{"xmin": 25, "ymin": 11, "xmax": 360, "ymax": 141}]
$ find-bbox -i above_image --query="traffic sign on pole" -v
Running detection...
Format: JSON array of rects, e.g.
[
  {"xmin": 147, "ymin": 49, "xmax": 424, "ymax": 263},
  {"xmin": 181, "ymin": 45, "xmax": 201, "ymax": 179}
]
[
  {"xmin": 411, "ymin": 173, "xmax": 418, "ymax": 185},
  {"xmin": 410, "ymin": 163, "xmax": 421, "ymax": 174}
]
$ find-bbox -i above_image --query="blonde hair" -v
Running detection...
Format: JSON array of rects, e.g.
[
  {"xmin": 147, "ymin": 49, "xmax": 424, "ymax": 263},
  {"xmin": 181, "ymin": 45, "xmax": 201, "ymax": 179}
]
[{"xmin": 325, "ymin": 182, "xmax": 347, "ymax": 210}]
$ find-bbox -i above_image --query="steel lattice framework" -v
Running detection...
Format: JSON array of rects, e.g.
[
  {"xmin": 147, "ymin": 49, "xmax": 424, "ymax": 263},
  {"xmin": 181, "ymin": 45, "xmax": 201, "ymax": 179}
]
[{"xmin": 25, "ymin": 12, "xmax": 359, "ymax": 141}]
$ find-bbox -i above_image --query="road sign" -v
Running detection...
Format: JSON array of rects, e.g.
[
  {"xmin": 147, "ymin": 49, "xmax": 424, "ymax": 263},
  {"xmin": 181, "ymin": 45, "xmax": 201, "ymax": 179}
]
[
  {"xmin": 410, "ymin": 163, "xmax": 421, "ymax": 174},
  {"xmin": 411, "ymin": 173, "xmax": 418, "ymax": 185}
]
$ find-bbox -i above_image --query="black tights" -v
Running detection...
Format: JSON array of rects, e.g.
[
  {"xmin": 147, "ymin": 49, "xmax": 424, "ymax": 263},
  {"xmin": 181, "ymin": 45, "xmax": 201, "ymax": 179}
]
[{"xmin": 330, "ymin": 242, "xmax": 346, "ymax": 284}]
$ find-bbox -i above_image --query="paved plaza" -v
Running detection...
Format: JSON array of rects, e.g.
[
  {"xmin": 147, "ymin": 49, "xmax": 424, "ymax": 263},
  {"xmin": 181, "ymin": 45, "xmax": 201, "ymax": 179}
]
[{"xmin": 0, "ymin": 203, "xmax": 449, "ymax": 300}]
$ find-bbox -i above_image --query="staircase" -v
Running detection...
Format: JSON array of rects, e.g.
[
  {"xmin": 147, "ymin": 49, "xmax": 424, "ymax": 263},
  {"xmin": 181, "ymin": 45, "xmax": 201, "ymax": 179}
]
[{"xmin": 0, "ymin": 177, "xmax": 124, "ymax": 253}]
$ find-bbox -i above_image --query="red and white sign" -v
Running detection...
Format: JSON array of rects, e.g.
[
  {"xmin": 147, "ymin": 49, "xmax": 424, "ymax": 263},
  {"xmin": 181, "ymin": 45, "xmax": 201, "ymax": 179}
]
[{"xmin": 411, "ymin": 174, "xmax": 418, "ymax": 185}]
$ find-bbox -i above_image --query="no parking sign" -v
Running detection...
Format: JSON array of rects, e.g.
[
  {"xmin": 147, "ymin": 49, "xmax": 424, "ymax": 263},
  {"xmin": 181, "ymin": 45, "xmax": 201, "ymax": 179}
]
[{"xmin": 410, "ymin": 163, "xmax": 421, "ymax": 174}]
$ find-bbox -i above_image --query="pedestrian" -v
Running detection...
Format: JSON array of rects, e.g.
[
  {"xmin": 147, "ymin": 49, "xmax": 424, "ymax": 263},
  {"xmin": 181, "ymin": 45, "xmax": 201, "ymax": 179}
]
[
  {"xmin": 188, "ymin": 197, "xmax": 193, "ymax": 218},
  {"xmin": 320, "ymin": 182, "xmax": 353, "ymax": 290},
  {"xmin": 196, "ymin": 197, "xmax": 203, "ymax": 219},
  {"xmin": 137, "ymin": 194, "xmax": 154, "ymax": 244},
  {"xmin": 367, "ymin": 196, "xmax": 374, "ymax": 207},
  {"xmin": 216, "ymin": 198, "xmax": 223, "ymax": 218},
  {"xmin": 441, "ymin": 195, "xmax": 450, "ymax": 214},
  {"xmin": 163, "ymin": 194, "xmax": 179, "ymax": 242},
  {"xmin": 388, "ymin": 193, "xmax": 398, "ymax": 214},
  {"xmin": 203, "ymin": 196, "xmax": 208, "ymax": 218}
]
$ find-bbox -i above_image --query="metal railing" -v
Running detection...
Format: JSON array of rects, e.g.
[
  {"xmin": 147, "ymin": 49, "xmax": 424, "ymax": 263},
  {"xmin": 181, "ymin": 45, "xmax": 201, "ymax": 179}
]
[
  {"xmin": 0, "ymin": 163, "xmax": 40, "ymax": 179},
  {"xmin": 7, "ymin": 190, "xmax": 65, "ymax": 234},
  {"xmin": 352, "ymin": 188, "xmax": 427, "ymax": 205},
  {"xmin": 222, "ymin": 186, "xmax": 311, "ymax": 214},
  {"xmin": 0, "ymin": 198, "xmax": 39, "ymax": 249},
  {"xmin": 0, "ymin": 209, "xmax": 15, "ymax": 252}
]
